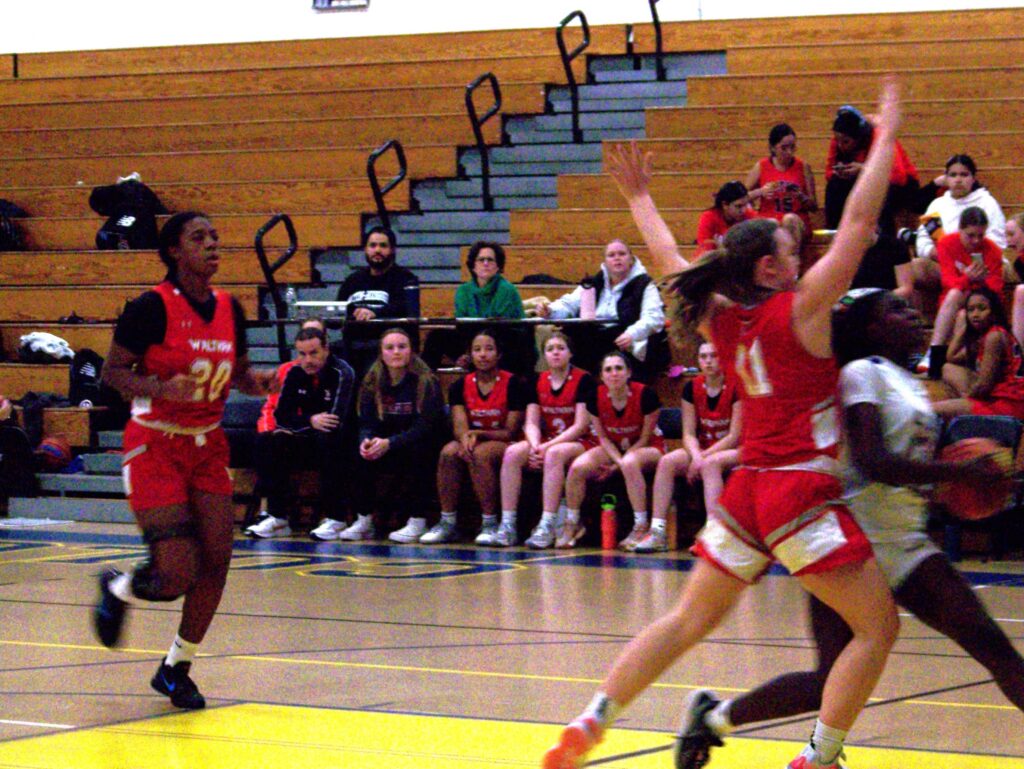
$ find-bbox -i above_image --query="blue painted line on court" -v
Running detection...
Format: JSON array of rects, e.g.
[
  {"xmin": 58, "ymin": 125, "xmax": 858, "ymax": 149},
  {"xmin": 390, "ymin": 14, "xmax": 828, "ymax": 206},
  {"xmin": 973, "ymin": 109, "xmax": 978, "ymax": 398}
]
[{"xmin": 1, "ymin": 527, "xmax": 1022, "ymax": 586}]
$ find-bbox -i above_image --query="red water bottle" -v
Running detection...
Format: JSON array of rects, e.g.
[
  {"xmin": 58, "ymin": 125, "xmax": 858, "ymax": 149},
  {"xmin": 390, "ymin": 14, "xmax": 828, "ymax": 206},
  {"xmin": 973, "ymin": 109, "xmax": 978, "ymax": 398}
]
[{"xmin": 600, "ymin": 494, "xmax": 618, "ymax": 550}]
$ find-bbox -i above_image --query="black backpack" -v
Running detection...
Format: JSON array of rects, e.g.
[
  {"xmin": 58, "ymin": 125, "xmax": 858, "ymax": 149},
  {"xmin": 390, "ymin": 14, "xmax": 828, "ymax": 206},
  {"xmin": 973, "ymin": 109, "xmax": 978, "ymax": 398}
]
[
  {"xmin": 0, "ymin": 199, "xmax": 27, "ymax": 252},
  {"xmin": 68, "ymin": 349, "xmax": 130, "ymax": 430},
  {"xmin": 0, "ymin": 425, "xmax": 38, "ymax": 504},
  {"xmin": 90, "ymin": 180, "xmax": 167, "ymax": 250}
]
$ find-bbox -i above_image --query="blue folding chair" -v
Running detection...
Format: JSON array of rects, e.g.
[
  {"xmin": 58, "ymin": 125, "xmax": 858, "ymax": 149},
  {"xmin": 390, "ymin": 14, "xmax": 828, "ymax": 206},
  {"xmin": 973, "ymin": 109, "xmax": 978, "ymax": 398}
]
[{"xmin": 937, "ymin": 415, "xmax": 1023, "ymax": 561}]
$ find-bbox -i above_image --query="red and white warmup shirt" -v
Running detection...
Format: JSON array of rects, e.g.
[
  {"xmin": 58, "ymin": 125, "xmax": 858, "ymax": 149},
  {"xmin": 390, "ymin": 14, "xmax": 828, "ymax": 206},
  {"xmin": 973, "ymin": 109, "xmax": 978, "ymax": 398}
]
[{"xmin": 691, "ymin": 374, "xmax": 738, "ymax": 450}]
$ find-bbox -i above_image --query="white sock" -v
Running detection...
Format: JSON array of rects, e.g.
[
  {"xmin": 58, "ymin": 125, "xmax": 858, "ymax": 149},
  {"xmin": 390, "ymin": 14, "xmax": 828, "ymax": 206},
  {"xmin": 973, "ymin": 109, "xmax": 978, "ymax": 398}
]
[
  {"xmin": 501, "ymin": 510, "xmax": 517, "ymax": 527},
  {"xmin": 810, "ymin": 719, "xmax": 847, "ymax": 764},
  {"xmin": 407, "ymin": 517, "xmax": 426, "ymax": 528},
  {"xmin": 440, "ymin": 511, "xmax": 457, "ymax": 525},
  {"xmin": 109, "ymin": 572, "xmax": 135, "ymax": 604},
  {"xmin": 165, "ymin": 634, "xmax": 199, "ymax": 667},
  {"xmin": 707, "ymin": 699, "xmax": 734, "ymax": 736},
  {"xmin": 633, "ymin": 510, "xmax": 649, "ymax": 528},
  {"xmin": 650, "ymin": 517, "xmax": 666, "ymax": 533},
  {"xmin": 540, "ymin": 511, "xmax": 557, "ymax": 527},
  {"xmin": 481, "ymin": 514, "xmax": 498, "ymax": 528},
  {"xmin": 566, "ymin": 508, "xmax": 581, "ymax": 525},
  {"xmin": 581, "ymin": 691, "xmax": 621, "ymax": 729}
]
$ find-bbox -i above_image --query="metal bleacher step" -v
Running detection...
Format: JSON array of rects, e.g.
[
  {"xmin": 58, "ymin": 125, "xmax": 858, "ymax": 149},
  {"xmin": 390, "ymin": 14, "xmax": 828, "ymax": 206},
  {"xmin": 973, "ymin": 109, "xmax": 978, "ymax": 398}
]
[
  {"xmin": 37, "ymin": 472, "xmax": 124, "ymax": 496},
  {"xmin": 548, "ymin": 80, "xmax": 689, "ymax": 102},
  {"xmin": 83, "ymin": 452, "xmax": 122, "ymax": 474},
  {"xmin": 588, "ymin": 51, "xmax": 727, "ymax": 81},
  {"xmin": 97, "ymin": 430, "xmax": 123, "ymax": 450},
  {"xmin": 8, "ymin": 496, "xmax": 133, "ymax": 523}
]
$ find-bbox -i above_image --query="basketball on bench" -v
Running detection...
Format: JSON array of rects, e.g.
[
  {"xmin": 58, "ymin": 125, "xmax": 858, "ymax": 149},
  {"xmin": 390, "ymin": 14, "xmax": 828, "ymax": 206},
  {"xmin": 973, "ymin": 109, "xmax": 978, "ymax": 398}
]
[{"xmin": 935, "ymin": 438, "xmax": 1014, "ymax": 521}]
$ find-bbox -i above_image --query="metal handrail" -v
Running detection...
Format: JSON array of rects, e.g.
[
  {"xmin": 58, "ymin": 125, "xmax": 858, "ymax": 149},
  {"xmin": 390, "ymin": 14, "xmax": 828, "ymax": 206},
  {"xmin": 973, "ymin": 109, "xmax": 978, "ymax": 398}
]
[
  {"xmin": 649, "ymin": 0, "xmax": 666, "ymax": 81},
  {"xmin": 555, "ymin": 10, "xmax": 590, "ymax": 144},
  {"xmin": 465, "ymin": 72, "xmax": 502, "ymax": 212},
  {"xmin": 253, "ymin": 213, "xmax": 299, "ymax": 360},
  {"xmin": 367, "ymin": 139, "xmax": 407, "ymax": 231}
]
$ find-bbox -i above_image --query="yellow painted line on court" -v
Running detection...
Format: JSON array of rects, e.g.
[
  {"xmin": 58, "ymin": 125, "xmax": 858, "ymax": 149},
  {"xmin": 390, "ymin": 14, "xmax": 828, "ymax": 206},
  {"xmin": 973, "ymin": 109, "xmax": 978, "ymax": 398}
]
[{"xmin": 0, "ymin": 703, "xmax": 1016, "ymax": 769}]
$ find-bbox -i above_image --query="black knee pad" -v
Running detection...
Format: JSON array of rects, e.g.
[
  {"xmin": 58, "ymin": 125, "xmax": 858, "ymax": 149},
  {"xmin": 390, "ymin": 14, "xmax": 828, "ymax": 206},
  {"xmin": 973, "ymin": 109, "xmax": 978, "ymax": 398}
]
[{"xmin": 132, "ymin": 522, "xmax": 200, "ymax": 601}]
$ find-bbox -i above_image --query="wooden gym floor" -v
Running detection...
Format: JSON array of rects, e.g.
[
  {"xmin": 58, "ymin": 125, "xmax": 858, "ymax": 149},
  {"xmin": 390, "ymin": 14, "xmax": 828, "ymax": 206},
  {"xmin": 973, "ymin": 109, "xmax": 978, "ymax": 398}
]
[{"xmin": 0, "ymin": 519, "xmax": 1022, "ymax": 768}]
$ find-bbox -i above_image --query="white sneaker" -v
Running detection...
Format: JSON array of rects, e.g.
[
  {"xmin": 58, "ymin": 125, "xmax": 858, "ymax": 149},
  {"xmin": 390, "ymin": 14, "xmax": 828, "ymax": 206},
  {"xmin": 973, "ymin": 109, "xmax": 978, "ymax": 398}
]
[
  {"xmin": 475, "ymin": 523, "xmax": 499, "ymax": 546},
  {"xmin": 420, "ymin": 519, "xmax": 457, "ymax": 544},
  {"xmin": 633, "ymin": 527, "xmax": 669, "ymax": 553},
  {"xmin": 525, "ymin": 522, "xmax": 555, "ymax": 549},
  {"xmin": 310, "ymin": 518, "xmax": 347, "ymax": 541},
  {"xmin": 246, "ymin": 515, "xmax": 291, "ymax": 539},
  {"xmin": 491, "ymin": 521, "xmax": 518, "ymax": 547},
  {"xmin": 389, "ymin": 518, "xmax": 427, "ymax": 543},
  {"xmin": 338, "ymin": 517, "xmax": 375, "ymax": 541}
]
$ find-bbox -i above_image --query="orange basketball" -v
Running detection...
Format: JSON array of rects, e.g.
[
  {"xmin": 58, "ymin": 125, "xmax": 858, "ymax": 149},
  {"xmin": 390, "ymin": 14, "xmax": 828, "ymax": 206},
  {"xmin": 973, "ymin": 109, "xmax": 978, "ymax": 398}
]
[
  {"xmin": 935, "ymin": 438, "xmax": 1014, "ymax": 521},
  {"xmin": 36, "ymin": 435, "xmax": 72, "ymax": 471}
]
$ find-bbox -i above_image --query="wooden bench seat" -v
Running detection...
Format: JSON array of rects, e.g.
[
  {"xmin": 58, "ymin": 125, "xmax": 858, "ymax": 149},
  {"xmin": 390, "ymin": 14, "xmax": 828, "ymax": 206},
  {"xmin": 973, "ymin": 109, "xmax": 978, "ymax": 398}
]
[
  {"xmin": 1, "ymin": 323, "xmax": 115, "ymax": 360},
  {"xmin": 0, "ymin": 54, "xmax": 583, "ymax": 105},
  {"xmin": 0, "ymin": 144, "xmax": 454, "ymax": 188},
  {"xmin": 558, "ymin": 168, "xmax": 1024, "ymax": 210},
  {"xmin": 16, "ymin": 212, "xmax": 360, "ymax": 250},
  {"xmin": 646, "ymin": 99, "xmax": 1024, "ymax": 142},
  {"xmin": 687, "ymin": 66, "xmax": 1024, "ymax": 106},
  {"xmin": 726, "ymin": 36, "xmax": 1024, "ymax": 75},
  {"xmin": 0, "ymin": 249, "xmax": 309, "ymax": 286},
  {"xmin": 0, "ymin": 113, "xmax": 500, "ymax": 159},
  {"xmin": 0, "ymin": 81, "xmax": 545, "ymax": 131},
  {"xmin": 0, "ymin": 363, "xmax": 74, "ymax": 400},
  {"xmin": 0, "ymin": 178, "xmax": 391, "ymax": 219},
  {"xmin": 603, "ymin": 135, "xmax": 1024, "ymax": 175},
  {"xmin": 0, "ymin": 285, "xmax": 260, "ymax": 322}
]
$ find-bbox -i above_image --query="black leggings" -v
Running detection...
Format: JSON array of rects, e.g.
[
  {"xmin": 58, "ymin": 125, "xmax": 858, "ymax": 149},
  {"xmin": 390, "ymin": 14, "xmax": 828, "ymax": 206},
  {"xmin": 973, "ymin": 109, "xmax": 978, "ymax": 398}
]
[
  {"xmin": 350, "ymin": 442, "xmax": 438, "ymax": 522},
  {"xmin": 729, "ymin": 552, "xmax": 1024, "ymax": 726}
]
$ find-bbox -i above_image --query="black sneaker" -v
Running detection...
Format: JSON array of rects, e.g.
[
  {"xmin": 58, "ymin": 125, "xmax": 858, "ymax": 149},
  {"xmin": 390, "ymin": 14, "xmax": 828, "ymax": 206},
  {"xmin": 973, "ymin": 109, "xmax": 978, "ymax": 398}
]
[
  {"xmin": 151, "ymin": 658, "xmax": 206, "ymax": 710},
  {"xmin": 674, "ymin": 689, "xmax": 724, "ymax": 769},
  {"xmin": 93, "ymin": 569, "xmax": 128, "ymax": 648}
]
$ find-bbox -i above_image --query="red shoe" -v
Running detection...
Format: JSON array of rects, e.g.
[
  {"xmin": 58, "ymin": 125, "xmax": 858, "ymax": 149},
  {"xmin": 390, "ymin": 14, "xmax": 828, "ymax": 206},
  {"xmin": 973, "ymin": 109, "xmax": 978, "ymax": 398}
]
[
  {"xmin": 787, "ymin": 747, "xmax": 846, "ymax": 769},
  {"xmin": 542, "ymin": 716, "xmax": 603, "ymax": 769}
]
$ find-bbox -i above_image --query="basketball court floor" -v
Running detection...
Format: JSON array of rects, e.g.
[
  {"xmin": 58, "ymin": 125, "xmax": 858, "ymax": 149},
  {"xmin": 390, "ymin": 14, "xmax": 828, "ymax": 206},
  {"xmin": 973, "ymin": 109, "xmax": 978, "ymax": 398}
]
[{"xmin": 1, "ymin": 520, "xmax": 1022, "ymax": 768}]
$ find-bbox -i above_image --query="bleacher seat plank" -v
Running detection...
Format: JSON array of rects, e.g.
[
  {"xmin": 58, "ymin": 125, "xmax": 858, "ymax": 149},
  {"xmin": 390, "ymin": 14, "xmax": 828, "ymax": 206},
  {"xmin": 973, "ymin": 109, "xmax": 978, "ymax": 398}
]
[
  {"xmin": 0, "ymin": 54, "xmax": 583, "ymax": 105},
  {"xmin": 1, "ymin": 285, "xmax": 259, "ymax": 323},
  {"xmin": 0, "ymin": 114, "xmax": 500, "ymax": 158},
  {"xmin": 0, "ymin": 144, "xmax": 454, "ymax": 188},
  {"xmin": 0, "ymin": 364, "xmax": 73, "ymax": 400},
  {"xmin": 646, "ymin": 99, "xmax": 1024, "ymax": 143},
  {"xmin": 559, "ymin": 169, "xmax": 1024, "ymax": 210},
  {"xmin": 1, "ymin": 178, "xmax": 391, "ymax": 219},
  {"xmin": 418, "ymin": 284, "xmax": 573, "ymax": 318},
  {"xmin": 510, "ymin": 209, "xmax": 706, "ymax": 247},
  {"xmin": 0, "ymin": 82, "xmax": 545, "ymax": 131},
  {"xmin": 0, "ymin": 250, "xmax": 308, "ymax": 286},
  {"xmin": 11, "ymin": 406, "xmax": 95, "ymax": 447},
  {"xmin": 1, "ymin": 323, "xmax": 115, "ymax": 359},
  {"xmin": 726, "ymin": 36, "xmax": 1024, "ymax": 75},
  {"xmin": 687, "ymin": 66, "xmax": 1024, "ymax": 106},
  {"xmin": 603, "ymin": 135, "xmax": 1024, "ymax": 176},
  {"xmin": 17, "ymin": 212, "xmax": 360, "ymax": 251}
]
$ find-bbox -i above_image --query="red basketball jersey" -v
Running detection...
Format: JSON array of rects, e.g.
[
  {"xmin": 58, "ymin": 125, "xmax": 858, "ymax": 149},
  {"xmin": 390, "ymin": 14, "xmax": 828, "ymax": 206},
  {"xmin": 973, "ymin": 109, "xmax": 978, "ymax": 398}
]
[
  {"xmin": 256, "ymin": 360, "xmax": 297, "ymax": 433},
  {"xmin": 536, "ymin": 367, "xmax": 585, "ymax": 441},
  {"xmin": 462, "ymin": 370, "xmax": 513, "ymax": 430},
  {"xmin": 595, "ymin": 381, "xmax": 663, "ymax": 452},
  {"xmin": 755, "ymin": 157, "xmax": 810, "ymax": 225},
  {"xmin": 132, "ymin": 281, "xmax": 238, "ymax": 429},
  {"xmin": 979, "ymin": 326, "xmax": 1024, "ymax": 403},
  {"xmin": 710, "ymin": 291, "xmax": 839, "ymax": 467},
  {"xmin": 692, "ymin": 375, "xmax": 737, "ymax": 450}
]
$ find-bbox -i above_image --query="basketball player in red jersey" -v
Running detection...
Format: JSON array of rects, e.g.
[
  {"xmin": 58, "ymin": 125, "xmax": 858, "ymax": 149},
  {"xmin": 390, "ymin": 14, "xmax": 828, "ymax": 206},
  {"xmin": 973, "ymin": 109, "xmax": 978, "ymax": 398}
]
[
  {"xmin": 744, "ymin": 123, "xmax": 818, "ymax": 244},
  {"xmin": 500, "ymin": 332, "xmax": 595, "ymax": 549},
  {"xmin": 544, "ymin": 78, "xmax": 902, "ymax": 769},
  {"xmin": 93, "ymin": 212, "xmax": 276, "ymax": 709}
]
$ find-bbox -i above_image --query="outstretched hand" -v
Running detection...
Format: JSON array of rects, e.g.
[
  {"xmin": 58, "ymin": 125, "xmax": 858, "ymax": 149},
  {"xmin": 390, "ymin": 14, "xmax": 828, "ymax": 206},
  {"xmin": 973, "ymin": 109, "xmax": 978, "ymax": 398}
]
[{"xmin": 607, "ymin": 141, "xmax": 653, "ymax": 202}]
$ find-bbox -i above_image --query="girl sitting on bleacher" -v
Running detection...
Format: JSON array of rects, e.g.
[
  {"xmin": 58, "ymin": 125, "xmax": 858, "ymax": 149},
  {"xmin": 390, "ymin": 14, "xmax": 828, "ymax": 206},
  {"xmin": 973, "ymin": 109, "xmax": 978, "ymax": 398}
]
[{"xmin": 744, "ymin": 123, "xmax": 818, "ymax": 245}]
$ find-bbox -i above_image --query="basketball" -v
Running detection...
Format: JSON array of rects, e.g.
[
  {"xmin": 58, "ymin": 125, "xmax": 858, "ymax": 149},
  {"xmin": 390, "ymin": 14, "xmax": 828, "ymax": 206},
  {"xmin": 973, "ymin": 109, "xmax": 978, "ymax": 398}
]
[
  {"xmin": 36, "ymin": 435, "xmax": 73, "ymax": 471},
  {"xmin": 935, "ymin": 438, "xmax": 1015, "ymax": 521}
]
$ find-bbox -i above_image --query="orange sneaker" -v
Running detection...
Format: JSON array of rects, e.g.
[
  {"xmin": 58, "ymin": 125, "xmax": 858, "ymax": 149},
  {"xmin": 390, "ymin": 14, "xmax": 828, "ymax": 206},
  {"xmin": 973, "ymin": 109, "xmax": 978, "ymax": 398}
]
[{"xmin": 542, "ymin": 716, "xmax": 603, "ymax": 769}]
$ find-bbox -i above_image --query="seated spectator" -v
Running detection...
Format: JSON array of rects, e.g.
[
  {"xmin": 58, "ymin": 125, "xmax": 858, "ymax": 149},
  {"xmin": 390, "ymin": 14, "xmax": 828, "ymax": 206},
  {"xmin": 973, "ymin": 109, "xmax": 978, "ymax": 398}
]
[
  {"xmin": 850, "ymin": 227, "xmax": 913, "ymax": 297},
  {"xmin": 694, "ymin": 181, "xmax": 756, "ymax": 257},
  {"xmin": 635, "ymin": 340, "xmax": 740, "ymax": 553},
  {"xmin": 536, "ymin": 240, "xmax": 668, "ymax": 382},
  {"xmin": 0, "ymin": 395, "xmax": 11, "ymax": 423},
  {"xmin": 910, "ymin": 154, "xmax": 1007, "ymax": 306},
  {"xmin": 245, "ymin": 317, "xmax": 327, "ymax": 537},
  {"xmin": 825, "ymin": 104, "xmax": 918, "ymax": 235},
  {"xmin": 348, "ymin": 328, "xmax": 445, "ymax": 544},
  {"xmin": 934, "ymin": 286, "xmax": 1024, "ymax": 419},
  {"xmin": 422, "ymin": 241, "xmax": 535, "ymax": 375},
  {"xmin": 245, "ymin": 327, "xmax": 356, "ymax": 539},
  {"xmin": 918, "ymin": 207, "xmax": 1003, "ymax": 378},
  {"xmin": 744, "ymin": 123, "xmax": 818, "ymax": 244},
  {"xmin": 559, "ymin": 351, "xmax": 664, "ymax": 550},
  {"xmin": 336, "ymin": 226, "xmax": 420, "ymax": 381},
  {"xmin": 1006, "ymin": 213, "xmax": 1024, "ymax": 345},
  {"xmin": 420, "ymin": 330, "xmax": 527, "ymax": 544},
  {"xmin": 499, "ymin": 332, "xmax": 595, "ymax": 549}
]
